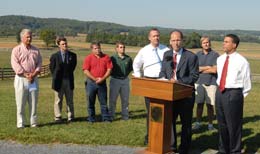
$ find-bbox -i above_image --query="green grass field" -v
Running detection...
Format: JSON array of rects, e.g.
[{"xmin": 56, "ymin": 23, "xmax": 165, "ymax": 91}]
[{"xmin": 0, "ymin": 38, "xmax": 259, "ymax": 153}]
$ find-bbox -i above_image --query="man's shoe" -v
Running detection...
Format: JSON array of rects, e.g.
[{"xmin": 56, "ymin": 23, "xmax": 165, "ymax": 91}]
[
  {"xmin": 208, "ymin": 124, "xmax": 217, "ymax": 131},
  {"xmin": 192, "ymin": 122, "xmax": 201, "ymax": 130},
  {"xmin": 144, "ymin": 135, "xmax": 148, "ymax": 145},
  {"xmin": 144, "ymin": 138, "xmax": 148, "ymax": 145},
  {"xmin": 87, "ymin": 119, "xmax": 95, "ymax": 124},
  {"xmin": 31, "ymin": 124, "xmax": 38, "ymax": 128},
  {"xmin": 103, "ymin": 119, "xmax": 112, "ymax": 123},
  {"xmin": 55, "ymin": 118, "xmax": 62, "ymax": 123},
  {"xmin": 67, "ymin": 118, "xmax": 74, "ymax": 123},
  {"xmin": 171, "ymin": 147, "xmax": 178, "ymax": 153}
]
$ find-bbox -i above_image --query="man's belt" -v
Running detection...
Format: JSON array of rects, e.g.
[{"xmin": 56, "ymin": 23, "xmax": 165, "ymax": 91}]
[
  {"xmin": 112, "ymin": 76, "xmax": 127, "ymax": 80},
  {"xmin": 144, "ymin": 76, "xmax": 159, "ymax": 79}
]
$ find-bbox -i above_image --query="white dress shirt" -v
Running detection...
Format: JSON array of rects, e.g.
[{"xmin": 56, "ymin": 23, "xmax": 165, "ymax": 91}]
[
  {"xmin": 216, "ymin": 52, "xmax": 251, "ymax": 97},
  {"xmin": 172, "ymin": 48, "xmax": 183, "ymax": 80},
  {"xmin": 133, "ymin": 44, "xmax": 169, "ymax": 78}
]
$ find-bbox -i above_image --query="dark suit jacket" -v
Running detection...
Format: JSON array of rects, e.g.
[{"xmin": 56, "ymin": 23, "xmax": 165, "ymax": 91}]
[
  {"xmin": 159, "ymin": 48, "xmax": 199, "ymax": 86},
  {"xmin": 50, "ymin": 51, "xmax": 77, "ymax": 91}
]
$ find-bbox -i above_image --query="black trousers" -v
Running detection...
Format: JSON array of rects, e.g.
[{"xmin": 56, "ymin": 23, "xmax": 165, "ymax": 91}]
[
  {"xmin": 144, "ymin": 97, "xmax": 150, "ymax": 142},
  {"xmin": 216, "ymin": 88, "xmax": 243, "ymax": 154},
  {"xmin": 171, "ymin": 93, "xmax": 195, "ymax": 154}
]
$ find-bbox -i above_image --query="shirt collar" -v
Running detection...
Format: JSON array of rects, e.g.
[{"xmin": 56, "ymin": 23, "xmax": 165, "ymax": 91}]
[
  {"xmin": 149, "ymin": 43, "xmax": 160, "ymax": 50},
  {"xmin": 225, "ymin": 51, "xmax": 237, "ymax": 58},
  {"xmin": 173, "ymin": 48, "xmax": 183, "ymax": 55},
  {"xmin": 21, "ymin": 43, "xmax": 31, "ymax": 50},
  {"xmin": 114, "ymin": 53, "xmax": 125, "ymax": 59}
]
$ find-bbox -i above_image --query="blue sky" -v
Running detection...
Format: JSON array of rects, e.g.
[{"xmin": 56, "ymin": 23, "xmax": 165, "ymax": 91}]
[{"xmin": 1, "ymin": 0, "xmax": 260, "ymax": 30}]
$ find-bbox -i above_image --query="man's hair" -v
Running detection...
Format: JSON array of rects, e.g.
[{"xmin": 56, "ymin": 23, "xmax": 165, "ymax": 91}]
[
  {"xmin": 200, "ymin": 36, "xmax": 211, "ymax": 44},
  {"xmin": 148, "ymin": 28, "xmax": 160, "ymax": 36},
  {"xmin": 20, "ymin": 29, "xmax": 32, "ymax": 39},
  {"xmin": 56, "ymin": 37, "xmax": 67, "ymax": 45},
  {"xmin": 90, "ymin": 42, "xmax": 101, "ymax": 49},
  {"xmin": 116, "ymin": 41, "xmax": 125, "ymax": 48},
  {"xmin": 225, "ymin": 34, "xmax": 240, "ymax": 48},
  {"xmin": 170, "ymin": 30, "xmax": 184, "ymax": 39}
]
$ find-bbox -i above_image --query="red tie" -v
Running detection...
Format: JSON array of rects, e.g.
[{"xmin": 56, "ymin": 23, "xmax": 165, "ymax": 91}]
[
  {"xmin": 173, "ymin": 53, "xmax": 177, "ymax": 78},
  {"xmin": 219, "ymin": 56, "xmax": 229, "ymax": 92}
]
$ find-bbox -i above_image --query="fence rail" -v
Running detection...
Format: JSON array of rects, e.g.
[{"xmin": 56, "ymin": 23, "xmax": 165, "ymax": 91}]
[{"xmin": 0, "ymin": 64, "xmax": 50, "ymax": 80}]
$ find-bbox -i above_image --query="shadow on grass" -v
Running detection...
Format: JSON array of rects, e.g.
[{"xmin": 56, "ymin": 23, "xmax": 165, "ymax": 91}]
[
  {"xmin": 37, "ymin": 116, "xmax": 88, "ymax": 127},
  {"xmin": 191, "ymin": 128, "xmax": 258, "ymax": 154},
  {"xmin": 190, "ymin": 131, "xmax": 218, "ymax": 154},
  {"xmin": 243, "ymin": 133, "xmax": 260, "ymax": 154},
  {"xmin": 38, "ymin": 109, "xmax": 147, "ymax": 126},
  {"xmin": 112, "ymin": 109, "xmax": 146, "ymax": 121},
  {"xmin": 243, "ymin": 115, "xmax": 260, "ymax": 124}
]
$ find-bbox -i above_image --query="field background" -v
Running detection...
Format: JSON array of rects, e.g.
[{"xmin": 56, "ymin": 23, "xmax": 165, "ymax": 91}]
[{"xmin": 0, "ymin": 36, "xmax": 259, "ymax": 153}]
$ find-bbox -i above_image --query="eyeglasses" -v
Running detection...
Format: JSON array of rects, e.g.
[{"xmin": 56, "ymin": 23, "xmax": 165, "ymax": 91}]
[{"xmin": 119, "ymin": 46, "xmax": 125, "ymax": 49}]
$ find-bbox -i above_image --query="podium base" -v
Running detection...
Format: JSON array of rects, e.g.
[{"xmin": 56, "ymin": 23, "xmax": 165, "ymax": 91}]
[{"xmin": 135, "ymin": 148, "xmax": 175, "ymax": 154}]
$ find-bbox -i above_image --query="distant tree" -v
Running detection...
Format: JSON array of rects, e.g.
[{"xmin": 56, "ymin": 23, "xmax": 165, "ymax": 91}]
[
  {"xmin": 39, "ymin": 29, "xmax": 56, "ymax": 47},
  {"xmin": 184, "ymin": 32, "xmax": 201, "ymax": 48},
  {"xmin": 16, "ymin": 29, "xmax": 22, "ymax": 43}
]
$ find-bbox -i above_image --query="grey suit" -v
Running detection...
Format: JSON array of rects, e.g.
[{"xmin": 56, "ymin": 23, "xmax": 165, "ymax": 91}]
[{"xmin": 159, "ymin": 48, "xmax": 199, "ymax": 154}]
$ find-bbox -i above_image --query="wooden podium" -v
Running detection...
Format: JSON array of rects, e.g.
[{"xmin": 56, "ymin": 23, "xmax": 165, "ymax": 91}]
[{"xmin": 131, "ymin": 77, "xmax": 193, "ymax": 154}]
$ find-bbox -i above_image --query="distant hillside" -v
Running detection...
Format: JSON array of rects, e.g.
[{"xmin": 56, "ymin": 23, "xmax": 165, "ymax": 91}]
[
  {"xmin": 0, "ymin": 15, "xmax": 171, "ymax": 36},
  {"xmin": 1, "ymin": 15, "xmax": 260, "ymax": 43}
]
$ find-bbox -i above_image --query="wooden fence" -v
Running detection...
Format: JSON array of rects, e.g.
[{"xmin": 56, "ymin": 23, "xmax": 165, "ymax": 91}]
[{"xmin": 0, "ymin": 64, "xmax": 50, "ymax": 80}]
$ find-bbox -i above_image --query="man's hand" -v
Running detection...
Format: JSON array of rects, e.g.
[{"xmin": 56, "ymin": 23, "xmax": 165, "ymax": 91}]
[
  {"xmin": 95, "ymin": 77, "xmax": 103, "ymax": 84},
  {"xmin": 170, "ymin": 78, "xmax": 178, "ymax": 83},
  {"xmin": 24, "ymin": 72, "xmax": 36, "ymax": 83}
]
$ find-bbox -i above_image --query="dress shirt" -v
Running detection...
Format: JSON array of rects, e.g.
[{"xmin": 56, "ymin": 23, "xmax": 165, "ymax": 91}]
[
  {"xmin": 11, "ymin": 43, "xmax": 42, "ymax": 74},
  {"xmin": 172, "ymin": 48, "xmax": 183, "ymax": 80},
  {"xmin": 216, "ymin": 52, "xmax": 251, "ymax": 97},
  {"xmin": 61, "ymin": 52, "xmax": 65, "ymax": 63},
  {"xmin": 133, "ymin": 44, "xmax": 169, "ymax": 78}
]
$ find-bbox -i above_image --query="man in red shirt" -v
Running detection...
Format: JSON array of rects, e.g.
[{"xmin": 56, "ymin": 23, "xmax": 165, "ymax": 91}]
[{"xmin": 82, "ymin": 42, "xmax": 113, "ymax": 122}]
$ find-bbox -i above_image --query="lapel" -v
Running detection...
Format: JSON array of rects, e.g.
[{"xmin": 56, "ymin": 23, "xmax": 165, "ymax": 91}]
[
  {"xmin": 168, "ymin": 49, "xmax": 174, "ymax": 60},
  {"xmin": 177, "ymin": 49, "xmax": 186, "ymax": 71},
  {"xmin": 66, "ymin": 51, "xmax": 71, "ymax": 64},
  {"xmin": 57, "ymin": 51, "xmax": 63, "ymax": 63}
]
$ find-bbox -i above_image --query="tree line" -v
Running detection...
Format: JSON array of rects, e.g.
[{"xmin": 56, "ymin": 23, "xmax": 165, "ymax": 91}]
[
  {"xmin": 21, "ymin": 29, "xmax": 202, "ymax": 48},
  {"xmin": 86, "ymin": 32, "xmax": 201, "ymax": 48},
  {"xmin": 4, "ymin": 15, "xmax": 260, "ymax": 47}
]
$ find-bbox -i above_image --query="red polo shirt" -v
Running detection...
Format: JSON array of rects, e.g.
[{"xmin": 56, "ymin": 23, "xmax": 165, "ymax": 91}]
[{"xmin": 82, "ymin": 53, "xmax": 113, "ymax": 78}]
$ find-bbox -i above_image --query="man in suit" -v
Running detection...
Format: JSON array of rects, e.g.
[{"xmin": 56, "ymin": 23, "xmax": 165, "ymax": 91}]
[
  {"xmin": 50, "ymin": 37, "xmax": 77, "ymax": 122},
  {"xmin": 159, "ymin": 30, "xmax": 199, "ymax": 154}
]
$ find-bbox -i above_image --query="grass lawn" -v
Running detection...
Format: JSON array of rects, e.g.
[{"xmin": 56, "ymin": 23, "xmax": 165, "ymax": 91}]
[{"xmin": 0, "ymin": 38, "xmax": 259, "ymax": 153}]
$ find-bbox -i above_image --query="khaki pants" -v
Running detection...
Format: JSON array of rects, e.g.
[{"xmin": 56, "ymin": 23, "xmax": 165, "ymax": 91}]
[
  {"xmin": 54, "ymin": 79, "xmax": 74, "ymax": 121},
  {"xmin": 14, "ymin": 75, "xmax": 38, "ymax": 128}
]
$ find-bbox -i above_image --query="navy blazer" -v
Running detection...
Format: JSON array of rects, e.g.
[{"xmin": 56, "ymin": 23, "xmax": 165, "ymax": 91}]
[
  {"xmin": 50, "ymin": 51, "xmax": 77, "ymax": 91},
  {"xmin": 159, "ymin": 48, "xmax": 199, "ymax": 86}
]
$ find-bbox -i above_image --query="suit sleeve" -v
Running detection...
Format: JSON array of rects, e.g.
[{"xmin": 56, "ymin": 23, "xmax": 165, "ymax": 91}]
[
  {"xmin": 159, "ymin": 53, "xmax": 167, "ymax": 78},
  {"xmin": 49, "ymin": 54, "xmax": 55, "ymax": 74},
  {"xmin": 72, "ymin": 53, "xmax": 77, "ymax": 71}
]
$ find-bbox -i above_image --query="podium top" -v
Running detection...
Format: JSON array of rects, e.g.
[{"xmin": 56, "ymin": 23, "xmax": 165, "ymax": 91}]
[{"xmin": 131, "ymin": 77, "xmax": 193, "ymax": 101}]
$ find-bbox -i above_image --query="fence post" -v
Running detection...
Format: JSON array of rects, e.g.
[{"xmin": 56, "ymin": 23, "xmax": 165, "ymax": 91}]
[{"xmin": 1, "ymin": 68, "xmax": 3, "ymax": 80}]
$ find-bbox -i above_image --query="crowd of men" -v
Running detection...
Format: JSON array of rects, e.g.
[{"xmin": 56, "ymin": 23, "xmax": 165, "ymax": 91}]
[{"xmin": 11, "ymin": 28, "xmax": 251, "ymax": 154}]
